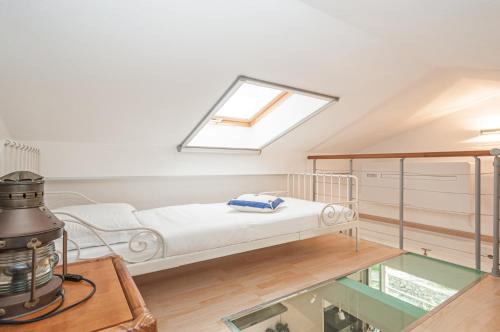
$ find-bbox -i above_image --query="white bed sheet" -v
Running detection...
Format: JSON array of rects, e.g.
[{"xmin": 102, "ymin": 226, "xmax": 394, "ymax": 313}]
[{"xmin": 134, "ymin": 197, "xmax": 339, "ymax": 257}]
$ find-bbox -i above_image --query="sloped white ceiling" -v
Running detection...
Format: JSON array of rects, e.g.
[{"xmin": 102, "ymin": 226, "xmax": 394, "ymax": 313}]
[
  {"xmin": 0, "ymin": 0, "xmax": 498, "ymax": 158},
  {"xmin": 0, "ymin": 0, "xmax": 431, "ymax": 153},
  {"xmin": 361, "ymin": 93, "xmax": 500, "ymax": 153},
  {"xmin": 312, "ymin": 70, "xmax": 500, "ymax": 153},
  {"xmin": 304, "ymin": 0, "xmax": 500, "ymax": 153},
  {"xmin": 302, "ymin": 0, "xmax": 500, "ymax": 69}
]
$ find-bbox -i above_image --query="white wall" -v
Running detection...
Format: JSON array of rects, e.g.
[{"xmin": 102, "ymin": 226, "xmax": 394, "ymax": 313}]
[
  {"xmin": 0, "ymin": 115, "xmax": 12, "ymax": 175},
  {"xmin": 32, "ymin": 140, "xmax": 296, "ymax": 209},
  {"xmin": 0, "ymin": 114, "xmax": 9, "ymax": 139},
  {"xmin": 22, "ymin": 136, "xmax": 303, "ymax": 209},
  {"xmin": 45, "ymin": 174, "xmax": 285, "ymax": 210},
  {"xmin": 32, "ymin": 141, "xmax": 308, "ymax": 178},
  {"xmin": 323, "ymin": 96, "xmax": 500, "ymax": 271}
]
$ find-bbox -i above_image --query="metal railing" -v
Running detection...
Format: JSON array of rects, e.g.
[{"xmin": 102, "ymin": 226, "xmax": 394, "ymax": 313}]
[{"xmin": 309, "ymin": 149, "xmax": 500, "ymax": 276}]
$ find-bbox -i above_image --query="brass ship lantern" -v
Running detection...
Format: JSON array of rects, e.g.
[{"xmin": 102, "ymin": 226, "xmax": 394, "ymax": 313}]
[{"xmin": 0, "ymin": 171, "xmax": 67, "ymax": 319}]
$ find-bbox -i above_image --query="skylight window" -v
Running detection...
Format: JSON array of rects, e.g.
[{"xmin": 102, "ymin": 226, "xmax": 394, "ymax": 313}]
[
  {"xmin": 214, "ymin": 83, "xmax": 283, "ymax": 122},
  {"xmin": 178, "ymin": 76, "xmax": 339, "ymax": 152}
]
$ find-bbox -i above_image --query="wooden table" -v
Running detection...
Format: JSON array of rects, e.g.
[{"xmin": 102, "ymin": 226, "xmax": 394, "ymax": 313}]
[{"xmin": 4, "ymin": 256, "xmax": 157, "ymax": 332}]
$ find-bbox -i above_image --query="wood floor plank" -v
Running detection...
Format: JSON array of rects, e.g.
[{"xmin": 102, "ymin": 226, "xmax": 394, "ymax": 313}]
[
  {"xmin": 409, "ymin": 275, "xmax": 500, "ymax": 332},
  {"xmin": 134, "ymin": 234, "xmax": 401, "ymax": 332}
]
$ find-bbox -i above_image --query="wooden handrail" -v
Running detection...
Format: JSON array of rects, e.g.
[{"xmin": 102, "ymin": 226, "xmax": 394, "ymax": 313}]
[{"xmin": 308, "ymin": 150, "xmax": 493, "ymax": 160}]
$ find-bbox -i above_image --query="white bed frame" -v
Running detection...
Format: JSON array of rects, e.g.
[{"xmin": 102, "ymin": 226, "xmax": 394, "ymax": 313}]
[{"xmin": 49, "ymin": 173, "xmax": 359, "ymax": 276}]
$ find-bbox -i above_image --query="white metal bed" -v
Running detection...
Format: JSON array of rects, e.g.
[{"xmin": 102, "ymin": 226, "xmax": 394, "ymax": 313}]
[{"xmin": 49, "ymin": 173, "xmax": 359, "ymax": 276}]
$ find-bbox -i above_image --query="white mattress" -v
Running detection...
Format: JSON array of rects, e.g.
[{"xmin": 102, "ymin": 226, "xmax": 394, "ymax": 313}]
[
  {"xmin": 63, "ymin": 198, "xmax": 353, "ymax": 262},
  {"xmin": 134, "ymin": 197, "xmax": 333, "ymax": 257}
]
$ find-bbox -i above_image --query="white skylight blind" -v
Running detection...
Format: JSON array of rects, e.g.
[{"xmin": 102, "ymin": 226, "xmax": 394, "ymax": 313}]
[{"xmin": 178, "ymin": 76, "xmax": 339, "ymax": 153}]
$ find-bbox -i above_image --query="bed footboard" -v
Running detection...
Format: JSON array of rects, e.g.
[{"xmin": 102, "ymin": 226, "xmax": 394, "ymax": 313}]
[{"xmin": 286, "ymin": 173, "xmax": 360, "ymax": 250}]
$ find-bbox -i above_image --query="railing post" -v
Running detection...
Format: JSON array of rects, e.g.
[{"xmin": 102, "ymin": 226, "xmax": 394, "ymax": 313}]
[
  {"xmin": 474, "ymin": 156, "xmax": 481, "ymax": 270},
  {"xmin": 348, "ymin": 159, "xmax": 353, "ymax": 236},
  {"xmin": 399, "ymin": 158, "xmax": 405, "ymax": 250},
  {"xmin": 312, "ymin": 159, "xmax": 317, "ymax": 202},
  {"xmin": 492, "ymin": 149, "xmax": 499, "ymax": 277},
  {"xmin": 348, "ymin": 159, "xmax": 353, "ymax": 203}
]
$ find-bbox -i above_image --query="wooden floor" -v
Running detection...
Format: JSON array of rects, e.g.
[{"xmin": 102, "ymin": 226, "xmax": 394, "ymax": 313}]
[
  {"xmin": 410, "ymin": 274, "xmax": 500, "ymax": 332},
  {"xmin": 135, "ymin": 235, "xmax": 500, "ymax": 332},
  {"xmin": 134, "ymin": 234, "xmax": 401, "ymax": 332}
]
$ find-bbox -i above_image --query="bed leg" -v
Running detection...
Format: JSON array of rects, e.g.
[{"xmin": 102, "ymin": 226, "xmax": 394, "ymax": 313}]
[{"xmin": 355, "ymin": 227, "xmax": 360, "ymax": 252}]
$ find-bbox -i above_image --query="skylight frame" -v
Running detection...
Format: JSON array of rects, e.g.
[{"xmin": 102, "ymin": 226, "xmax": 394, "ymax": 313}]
[{"xmin": 177, "ymin": 76, "xmax": 340, "ymax": 153}]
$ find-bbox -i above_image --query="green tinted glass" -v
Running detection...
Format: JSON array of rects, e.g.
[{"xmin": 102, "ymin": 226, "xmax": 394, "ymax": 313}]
[{"xmin": 224, "ymin": 253, "xmax": 483, "ymax": 332}]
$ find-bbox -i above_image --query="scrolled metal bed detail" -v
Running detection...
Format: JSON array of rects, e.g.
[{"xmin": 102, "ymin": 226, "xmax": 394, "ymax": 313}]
[
  {"xmin": 320, "ymin": 202, "xmax": 358, "ymax": 226},
  {"xmin": 48, "ymin": 191, "xmax": 167, "ymax": 264},
  {"xmin": 53, "ymin": 211, "xmax": 166, "ymax": 264}
]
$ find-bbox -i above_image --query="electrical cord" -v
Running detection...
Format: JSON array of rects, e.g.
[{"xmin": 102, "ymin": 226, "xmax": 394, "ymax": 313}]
[{"xmin": 0, "ymin": 274, "xmax": 96, "ymax": 325}]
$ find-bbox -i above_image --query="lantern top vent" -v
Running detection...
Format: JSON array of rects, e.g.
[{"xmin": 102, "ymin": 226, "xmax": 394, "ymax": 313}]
[
  {"xmin": 0, "ymin": 171, "xmax": 43, "ymax": 183},
  {"xmin": 0, "ymin": 171, "xmax": 45, "ymax": 209}
]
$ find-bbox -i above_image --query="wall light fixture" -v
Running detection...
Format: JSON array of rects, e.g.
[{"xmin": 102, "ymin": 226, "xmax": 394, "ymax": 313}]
[{"xmin": 480, "ymin": 128, "xmax": 500, "ymax": 135}]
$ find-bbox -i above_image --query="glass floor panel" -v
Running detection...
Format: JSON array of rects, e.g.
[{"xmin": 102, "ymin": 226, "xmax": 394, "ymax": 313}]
[{"xmin": 223, "ymin": 253, "xmax": 484, "ymax": 332}]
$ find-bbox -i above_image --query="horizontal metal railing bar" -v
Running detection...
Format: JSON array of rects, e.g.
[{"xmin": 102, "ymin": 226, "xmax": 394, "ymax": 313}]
[
  {"xmin": 360, "ymin": 213, "xmax": 494, "ymax": 243},
  {"xmin": 352, "ymin": 183, "xmax": 496, "ymax": 196},
  {"xmin": 308, "ymin": 150, "xmax": 493, "ymax": 160},
  {"xmin": 313, "ymin": 195, "xmax": 496, "ymax": 216},
  {"xmin": 362, "ymin": 227, "xmax": 493, "ymax": 258},
  {"xmin": 317, "ymin": 169, "xmax": 498, "ymax": 176},
  {"xmin": 359, "ymin": 199, "xmax": 472, "ymax": 215},
  {"xmin": 317, "ymin": 184, "xmax": 495, "ymax": 195}
]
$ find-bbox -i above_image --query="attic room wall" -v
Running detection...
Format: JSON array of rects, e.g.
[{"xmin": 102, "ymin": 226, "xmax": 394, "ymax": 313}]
[
  {"xmin": 317, "ymin": 99, "xmax": 500, "ymax": 270},
  {"xmin": 0, "ymin": 114, "xmax": 9, "ymax": 139},
  {"xmin": 358, "ymin": 96, "xmax": 500, "ymax": 239},
  {"xmin": 31, "ymin": 140, "xmax": 301, "ymax": 209},
  {"xmin": 27, "ymin": 141, "xmax": 303, "ymax": 208},
  {"xmin": 44, "ymin": 174, "xmax": 286, "ymax": 210},
  {"xmin": 0, "ymin": 2, "xmax": 435, "ymax": 166},
  {"xmin": 31, "ymin": 141, "xmax": 307, "ymax": 178},
  {"xmin": 0, "ymin": 0, "xmax": 438, "ymax": 207}
]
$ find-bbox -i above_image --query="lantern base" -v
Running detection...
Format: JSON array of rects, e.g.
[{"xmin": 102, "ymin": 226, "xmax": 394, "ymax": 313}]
[{"xmin": 0, "ymin": 276, "xmax": 63, "ymax": 319}]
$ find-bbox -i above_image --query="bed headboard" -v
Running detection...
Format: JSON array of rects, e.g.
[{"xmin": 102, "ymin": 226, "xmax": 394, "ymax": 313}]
[
  {"xmin": 287, "ymin": 173, "xmax": 358, "ymax": 204},
  {"xmin": 1, "ymin": 139, "xmax": 40, "ymax": 175}
]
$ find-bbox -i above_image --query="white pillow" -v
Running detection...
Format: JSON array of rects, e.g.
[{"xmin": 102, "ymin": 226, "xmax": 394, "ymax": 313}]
[
  {"xmin": 54, "ymin": 203, "xmax": 142, "ymax": 249},
  {"xmin": 228, "ymin": 194, "xmax": 285, "ymax": 213}
]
